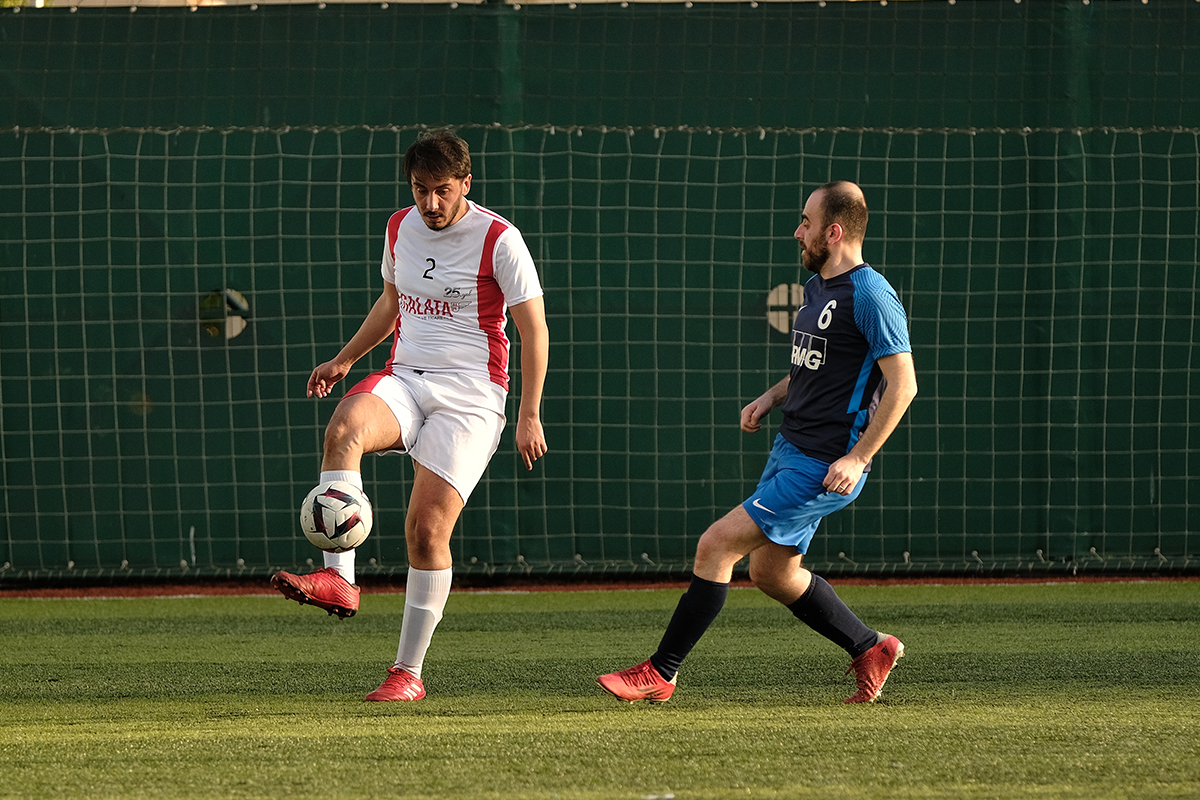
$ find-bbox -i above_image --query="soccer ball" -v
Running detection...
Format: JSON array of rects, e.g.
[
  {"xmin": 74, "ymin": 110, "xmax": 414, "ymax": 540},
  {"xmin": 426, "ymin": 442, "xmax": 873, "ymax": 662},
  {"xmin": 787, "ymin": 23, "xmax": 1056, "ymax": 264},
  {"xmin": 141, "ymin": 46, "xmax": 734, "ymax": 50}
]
[{"xmin": 300, "ymin": 481, "xmax": 373, "ymax": 552}]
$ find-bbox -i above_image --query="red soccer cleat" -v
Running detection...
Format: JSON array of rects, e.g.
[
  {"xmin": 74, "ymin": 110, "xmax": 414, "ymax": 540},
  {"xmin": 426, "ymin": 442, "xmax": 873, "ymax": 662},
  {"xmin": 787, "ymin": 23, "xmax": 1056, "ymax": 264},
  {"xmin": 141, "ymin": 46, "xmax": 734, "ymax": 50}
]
[
  {"xmin": 270, "ymin": 567, "xmax": 360, "ymax": 619},
  {"xmin": 844, "ymin": 633, "xmax": 905, "ymax": 704},
  {"xmin": 597, "ymin": 659, "xmax": 677, "ymax": 704},
  {"xmin": 365, "ymin": 666, "xmax": 426, "ymax": 702}
]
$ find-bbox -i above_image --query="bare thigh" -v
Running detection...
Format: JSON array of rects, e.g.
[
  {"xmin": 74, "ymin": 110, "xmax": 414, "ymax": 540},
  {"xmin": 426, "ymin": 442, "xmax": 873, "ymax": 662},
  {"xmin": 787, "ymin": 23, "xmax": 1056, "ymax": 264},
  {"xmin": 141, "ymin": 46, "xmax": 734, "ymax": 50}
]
[{"xmin": 322, "ymin": 393, "xmax": 404, "ymax": 472}]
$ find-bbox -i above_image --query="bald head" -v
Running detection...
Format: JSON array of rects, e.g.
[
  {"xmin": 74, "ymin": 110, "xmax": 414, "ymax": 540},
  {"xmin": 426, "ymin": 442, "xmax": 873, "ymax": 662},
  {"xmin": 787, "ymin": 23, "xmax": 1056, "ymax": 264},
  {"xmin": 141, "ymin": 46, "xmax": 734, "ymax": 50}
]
[{"xmin": 817, "ymin": 181, "xmax": 868, "ymax": 244}]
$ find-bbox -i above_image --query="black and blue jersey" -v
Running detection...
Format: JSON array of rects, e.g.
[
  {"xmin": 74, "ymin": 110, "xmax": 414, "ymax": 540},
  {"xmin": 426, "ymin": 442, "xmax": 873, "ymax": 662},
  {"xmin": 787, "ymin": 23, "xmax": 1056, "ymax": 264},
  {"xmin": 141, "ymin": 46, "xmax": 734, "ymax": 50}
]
[{"xmin": 779, "ymin": 263, "xmax": 911, "ymax": 466}]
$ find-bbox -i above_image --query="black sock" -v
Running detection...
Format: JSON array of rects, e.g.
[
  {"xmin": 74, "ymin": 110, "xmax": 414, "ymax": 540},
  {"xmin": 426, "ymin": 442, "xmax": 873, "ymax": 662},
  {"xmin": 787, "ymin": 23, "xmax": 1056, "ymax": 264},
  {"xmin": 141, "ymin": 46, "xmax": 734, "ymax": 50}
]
[
  {"xmin": 649, "ymin": 574, "xmax": 729, "ymax": 681},
  {"xmin": 787, "ymin": 574, "xmax": 878, "ymax": 658}
]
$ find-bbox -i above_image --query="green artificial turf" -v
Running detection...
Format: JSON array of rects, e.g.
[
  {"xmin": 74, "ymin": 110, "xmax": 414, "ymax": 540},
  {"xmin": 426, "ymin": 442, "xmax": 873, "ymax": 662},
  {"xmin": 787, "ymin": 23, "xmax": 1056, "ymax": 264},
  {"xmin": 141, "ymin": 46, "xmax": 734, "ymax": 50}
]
[{"xmin": 1, "ymin": 581, "xmax": 1197, "ymax": 799}]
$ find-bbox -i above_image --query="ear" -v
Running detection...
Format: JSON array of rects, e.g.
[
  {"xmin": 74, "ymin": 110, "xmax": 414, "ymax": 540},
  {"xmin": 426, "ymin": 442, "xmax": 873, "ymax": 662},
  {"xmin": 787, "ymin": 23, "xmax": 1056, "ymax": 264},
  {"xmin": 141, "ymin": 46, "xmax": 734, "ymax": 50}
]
[
  {"xmin": 462, "ymin": 174, "xmax": 472, "ymax": 195},
  {"xmin": 826, "ymin": 221, "xmax": 844, "ymax": 244}
]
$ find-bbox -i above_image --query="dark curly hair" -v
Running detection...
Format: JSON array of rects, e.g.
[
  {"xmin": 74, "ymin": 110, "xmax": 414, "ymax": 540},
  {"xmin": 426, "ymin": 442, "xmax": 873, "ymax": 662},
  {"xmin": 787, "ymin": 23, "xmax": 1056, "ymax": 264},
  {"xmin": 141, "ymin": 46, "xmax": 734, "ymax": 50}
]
[{"xmin": 403, "ymin": 129, "xmax": 472, "ymax": 183}]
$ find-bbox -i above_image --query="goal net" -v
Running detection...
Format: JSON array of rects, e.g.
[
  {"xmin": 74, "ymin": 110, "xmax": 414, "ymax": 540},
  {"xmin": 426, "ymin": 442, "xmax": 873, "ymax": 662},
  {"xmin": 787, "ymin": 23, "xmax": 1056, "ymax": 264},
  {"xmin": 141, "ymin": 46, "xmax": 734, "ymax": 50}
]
[{"xmin": 2, "ymin": 122, "xmax": 1195, "ymax": 579}]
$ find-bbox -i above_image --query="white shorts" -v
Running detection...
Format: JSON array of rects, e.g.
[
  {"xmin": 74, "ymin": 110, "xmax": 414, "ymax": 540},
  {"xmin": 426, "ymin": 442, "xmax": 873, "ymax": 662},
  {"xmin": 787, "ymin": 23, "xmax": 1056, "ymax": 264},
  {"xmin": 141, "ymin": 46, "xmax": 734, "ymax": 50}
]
[{"xmin": 345, "ymin": 369, "xmax": 506, "ymax": 504}]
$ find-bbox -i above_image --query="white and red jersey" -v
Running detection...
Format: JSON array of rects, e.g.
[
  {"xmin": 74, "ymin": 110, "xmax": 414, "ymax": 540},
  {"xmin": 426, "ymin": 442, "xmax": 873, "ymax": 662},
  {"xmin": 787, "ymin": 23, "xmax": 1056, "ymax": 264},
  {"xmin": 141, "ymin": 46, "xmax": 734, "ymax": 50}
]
[{"xmin": 379, "ymin": 200, "xmax": 543, "ymax": 397}]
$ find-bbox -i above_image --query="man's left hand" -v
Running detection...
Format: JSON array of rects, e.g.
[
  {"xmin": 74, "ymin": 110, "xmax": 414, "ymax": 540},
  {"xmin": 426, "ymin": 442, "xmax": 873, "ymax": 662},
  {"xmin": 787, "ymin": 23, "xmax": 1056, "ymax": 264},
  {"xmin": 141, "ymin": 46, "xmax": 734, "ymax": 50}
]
[
  {"xmin": 516, "ymin": 417, "xmax": 548, "ymax": 471},
  {"xmin": 824, "ymin": 456, "xmax": 867, "ymax": 496}
]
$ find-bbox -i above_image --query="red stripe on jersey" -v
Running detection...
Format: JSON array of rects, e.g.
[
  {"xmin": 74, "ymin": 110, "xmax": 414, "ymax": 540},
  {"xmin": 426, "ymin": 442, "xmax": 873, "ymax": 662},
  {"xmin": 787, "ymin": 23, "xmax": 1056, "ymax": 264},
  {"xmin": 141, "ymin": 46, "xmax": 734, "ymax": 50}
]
[
  {"xmin": 477, "ymin": 219, "xmax": 511, "ymax": 390},
  {"xmin": 386, "ymin": 207, "xmax": 415, "ymax": 366},
  {"xmin": 386, "ymin": 207, "xmax": 413, "ymax": 252}
]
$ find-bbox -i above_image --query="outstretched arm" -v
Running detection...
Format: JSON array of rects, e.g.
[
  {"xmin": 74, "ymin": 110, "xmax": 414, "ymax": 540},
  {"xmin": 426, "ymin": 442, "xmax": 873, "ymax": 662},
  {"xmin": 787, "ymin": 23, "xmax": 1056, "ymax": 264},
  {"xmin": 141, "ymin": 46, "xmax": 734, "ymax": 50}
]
[
  {"xmin": 823, "ymin": 351, "xmax": 917, "ymax": 495},
  {"xmin": 307, "ymin": 283, "xmax": 399, "ymax": 398},
  {"xmin": 509, "ymin": 296, "xmax": 549, "ymax": 470}
]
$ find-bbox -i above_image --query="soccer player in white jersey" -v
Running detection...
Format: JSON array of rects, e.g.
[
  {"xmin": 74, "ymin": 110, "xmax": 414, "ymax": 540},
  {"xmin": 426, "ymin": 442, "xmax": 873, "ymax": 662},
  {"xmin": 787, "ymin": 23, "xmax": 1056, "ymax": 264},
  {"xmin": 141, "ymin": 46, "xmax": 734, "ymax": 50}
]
[{"xmin": 271, "ymin": 129, "xmax": 549, "ymax": 702}]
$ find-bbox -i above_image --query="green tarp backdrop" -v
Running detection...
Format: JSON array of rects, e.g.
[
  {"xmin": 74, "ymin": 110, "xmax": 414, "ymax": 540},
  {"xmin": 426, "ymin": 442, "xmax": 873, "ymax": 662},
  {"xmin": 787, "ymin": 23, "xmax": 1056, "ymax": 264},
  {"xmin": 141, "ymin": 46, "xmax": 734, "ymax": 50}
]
[{"xmin": 1, "ymin": 0, "xmax": 1197, "ymax": 580}]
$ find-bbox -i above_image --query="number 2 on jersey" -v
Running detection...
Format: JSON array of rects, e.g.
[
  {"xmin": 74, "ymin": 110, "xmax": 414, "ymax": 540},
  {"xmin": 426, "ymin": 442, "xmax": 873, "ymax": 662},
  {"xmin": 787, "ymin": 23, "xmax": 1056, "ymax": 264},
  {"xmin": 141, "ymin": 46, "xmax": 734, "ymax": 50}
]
[{"xmin": 423, "ymin": 258, "xmax": 436, "ymax": 279}]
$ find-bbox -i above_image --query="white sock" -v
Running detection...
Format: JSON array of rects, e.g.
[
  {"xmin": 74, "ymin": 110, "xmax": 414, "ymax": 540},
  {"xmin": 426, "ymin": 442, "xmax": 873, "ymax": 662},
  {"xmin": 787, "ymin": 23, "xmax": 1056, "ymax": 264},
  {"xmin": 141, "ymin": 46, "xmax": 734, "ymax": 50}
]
[
  {"xmin": 395, "ymin": 567, "xmax": 453, "ymax": 679},
  {"xmin": 320, "ymin": 469, "xmax": 363, "ymax": 490},
  {"xmin": 323, "ymin": 550, "xmax": 356, "ymax": 584},
  {"xmin": 319, "ymin": 470, "xmax": 363, "ymax": 583}
]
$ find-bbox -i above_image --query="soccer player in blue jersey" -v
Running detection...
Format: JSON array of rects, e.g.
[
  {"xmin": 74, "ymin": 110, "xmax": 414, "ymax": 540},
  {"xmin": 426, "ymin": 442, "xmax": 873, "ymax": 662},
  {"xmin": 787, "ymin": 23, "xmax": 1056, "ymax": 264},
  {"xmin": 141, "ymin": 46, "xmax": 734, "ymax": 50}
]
[{"xmin": 598, "ymin": 181, "xmax": 918, "ymax": 704}]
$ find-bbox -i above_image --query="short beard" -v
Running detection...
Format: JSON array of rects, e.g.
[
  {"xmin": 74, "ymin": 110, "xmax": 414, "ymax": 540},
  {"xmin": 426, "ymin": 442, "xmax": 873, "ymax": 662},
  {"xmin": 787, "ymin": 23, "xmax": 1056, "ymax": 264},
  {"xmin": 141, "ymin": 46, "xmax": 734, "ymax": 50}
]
[
  {"xmin": 423, "ymin": 198, "xmax": 465, "ymax": 231},
  {"xmin": 801, "ymin": 241, "xmax": 829, "ymax": 274}
]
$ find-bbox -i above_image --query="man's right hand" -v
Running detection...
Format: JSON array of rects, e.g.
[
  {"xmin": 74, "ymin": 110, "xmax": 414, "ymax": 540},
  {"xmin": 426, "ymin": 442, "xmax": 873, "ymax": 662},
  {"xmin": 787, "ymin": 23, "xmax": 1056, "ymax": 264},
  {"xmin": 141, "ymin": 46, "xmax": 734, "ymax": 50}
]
[
  {"xmin": 307, "ymin": 360, "xmax": 352, "ymax": 398},
  {"xmin": 740, "ymin": 376, "xmax": 790, "ymax": 433},
  {"xmin": 740, "ymin": 397, "xmax": 773, "ymax": 433}
]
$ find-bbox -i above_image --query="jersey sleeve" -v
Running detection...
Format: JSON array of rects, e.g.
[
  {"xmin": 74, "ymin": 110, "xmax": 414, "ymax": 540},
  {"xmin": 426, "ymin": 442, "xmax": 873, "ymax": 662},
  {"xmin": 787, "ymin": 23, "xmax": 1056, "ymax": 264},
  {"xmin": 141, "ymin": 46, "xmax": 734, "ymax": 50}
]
[
  {"xmin": 379, "ymin": 209, "xmax": 407, "ymax": 285},
  {"xmin": 491, "ymin": 227, "xmax": 544, "ymax": 307},
  {"xmin": 853, "ymin": 270, "xmax": 911, "ymax": 360}
]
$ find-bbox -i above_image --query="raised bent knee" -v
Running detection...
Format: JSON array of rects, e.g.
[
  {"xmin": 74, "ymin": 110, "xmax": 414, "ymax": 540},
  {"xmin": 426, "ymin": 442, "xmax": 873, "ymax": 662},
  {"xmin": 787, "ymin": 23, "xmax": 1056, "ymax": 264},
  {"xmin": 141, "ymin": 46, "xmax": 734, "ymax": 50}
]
[
  {"xmin": 321, "ymin": 395, "xmax": 402, "ymax": 468},
  {"xmin": 323, "ymin": 415, "xmax": 367, "ymax": 460}
]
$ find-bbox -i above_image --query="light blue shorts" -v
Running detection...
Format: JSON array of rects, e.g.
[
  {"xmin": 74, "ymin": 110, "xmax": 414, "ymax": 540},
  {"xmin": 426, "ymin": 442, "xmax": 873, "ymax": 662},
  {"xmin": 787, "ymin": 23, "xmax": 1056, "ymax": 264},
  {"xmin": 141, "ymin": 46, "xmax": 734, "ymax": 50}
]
[{"xmin": 741, "ymin": 433, "xmax": 865, "ymax": 555}]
